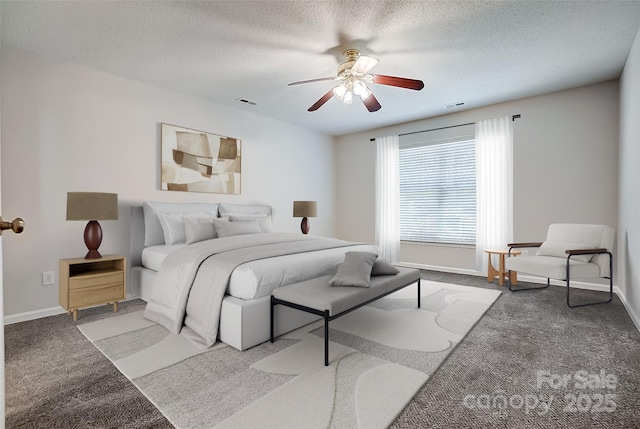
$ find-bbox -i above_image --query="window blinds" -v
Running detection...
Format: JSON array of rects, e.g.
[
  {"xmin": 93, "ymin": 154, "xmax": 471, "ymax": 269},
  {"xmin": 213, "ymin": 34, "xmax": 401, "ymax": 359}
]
[{"xmin": 399, "ymin": 139, "xmax": 476, "ymax": 245}]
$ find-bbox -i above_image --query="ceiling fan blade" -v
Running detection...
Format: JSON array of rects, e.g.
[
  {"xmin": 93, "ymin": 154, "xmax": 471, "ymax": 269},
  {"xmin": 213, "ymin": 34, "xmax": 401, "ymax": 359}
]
[
  {"xmin": 351, "ymin": 55, "xmax": 379, "ymax": 73},
  {"xmin": 308, "ymin": 89, "xmax": 335, "ymax": 111},
  {"xmin": 288, "ymin": 77, "xmax": 336, "ymax": 86},
  {"xmin": 362, "ymin": 93, "xmax": 382, "ymax": 112},
  {"xmin": 372, "ymin": 74, "xmax": 424, "ymax": 90}
]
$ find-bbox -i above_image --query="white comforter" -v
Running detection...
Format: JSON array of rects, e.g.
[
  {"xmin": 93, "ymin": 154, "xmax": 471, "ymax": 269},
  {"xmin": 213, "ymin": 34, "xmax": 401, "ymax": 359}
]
[{"xmin": 143, "ymin": 233, "xmax": 371, "ymax": 347}]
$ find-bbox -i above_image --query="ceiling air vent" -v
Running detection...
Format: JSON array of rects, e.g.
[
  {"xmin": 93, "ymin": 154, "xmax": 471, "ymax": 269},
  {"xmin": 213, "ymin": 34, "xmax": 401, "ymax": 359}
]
[
  {"xmin": 444, "ymin": 102, "xmax": 465, "ymax": 109},
  {"xmin": 236, "ymin": 98, "xmax": 257, "ymax": 106}
]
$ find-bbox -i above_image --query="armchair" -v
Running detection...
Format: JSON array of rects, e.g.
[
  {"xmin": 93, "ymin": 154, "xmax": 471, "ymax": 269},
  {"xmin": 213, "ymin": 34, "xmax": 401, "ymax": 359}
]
[{"xmin": 504, "ymin": 224, "xmax": 614, "ymax": 308}]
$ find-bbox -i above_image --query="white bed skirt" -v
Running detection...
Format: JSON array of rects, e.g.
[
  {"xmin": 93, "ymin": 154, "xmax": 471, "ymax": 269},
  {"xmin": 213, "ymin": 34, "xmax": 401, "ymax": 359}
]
[{"xmin": 131, "ymin": 266, "xmax": 320, "ymax": 350}]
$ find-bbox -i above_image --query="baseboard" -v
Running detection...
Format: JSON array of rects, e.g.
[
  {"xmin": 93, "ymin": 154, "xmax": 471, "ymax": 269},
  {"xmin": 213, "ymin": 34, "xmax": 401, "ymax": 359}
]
[
  {"xmin": 398, "ymin": 262, "xmax": 479, "ymax": 277},
  {"xmin": 398, "ymin": 261, "xmax": 621, "ymax": 294},
  {"xmin": 4, "ymin": 306, "xmax": 68, "ymax": 325},
  {"xmin": 615, "ymin": 289, "xmax": 640, "ymax": 332},
  {"xmin": 4, "ymin": 294, "xmax": 139, "ymax": 326}
]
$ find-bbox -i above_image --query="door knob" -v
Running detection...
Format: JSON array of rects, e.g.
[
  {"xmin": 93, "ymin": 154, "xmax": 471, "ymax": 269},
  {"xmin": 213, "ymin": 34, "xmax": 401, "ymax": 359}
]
[{"xmin": 0, "ymin": 217, "xmax": 25, "ymax": 235}]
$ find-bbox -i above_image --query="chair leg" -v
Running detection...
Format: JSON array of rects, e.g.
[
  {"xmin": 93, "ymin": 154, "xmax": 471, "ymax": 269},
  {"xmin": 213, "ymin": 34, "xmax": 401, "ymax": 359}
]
[
  {"xmin": 507, "ymin": 270, "xmax": 551, "ymax": 292},
  {"xmin": 566, "ymin": 253, "xmax": 614, "ymax": 308}
]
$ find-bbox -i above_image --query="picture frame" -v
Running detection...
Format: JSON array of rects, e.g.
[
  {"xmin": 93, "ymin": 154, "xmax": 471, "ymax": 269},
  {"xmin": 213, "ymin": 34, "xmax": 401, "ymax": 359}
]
[{"xmin": 161, "ymin": 123, "xmax": 241, "ymax": 194}]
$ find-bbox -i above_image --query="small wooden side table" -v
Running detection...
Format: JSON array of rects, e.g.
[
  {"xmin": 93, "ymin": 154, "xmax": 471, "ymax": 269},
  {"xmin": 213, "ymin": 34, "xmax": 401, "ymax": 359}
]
[
  {"xmin": 484, "ymin": 249, "xmax": 521, "ymax": 286},
  {"xmin": 59, "ymin": 255, "xmax": 126, "ymax": 321}
]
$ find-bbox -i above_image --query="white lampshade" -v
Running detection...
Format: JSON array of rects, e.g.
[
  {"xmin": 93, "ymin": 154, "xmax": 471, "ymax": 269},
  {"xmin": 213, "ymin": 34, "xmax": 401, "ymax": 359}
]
[
  {"xmin": 359, "ymin": 86, "xmax": 373, "ymax": 100},
  {"xmin": 333, "ymin": 84, "xmax": 347, "ymax": 100},
  {"xmin": 353, "ymin": 80, "xmax": 367, "ymax": 96}
]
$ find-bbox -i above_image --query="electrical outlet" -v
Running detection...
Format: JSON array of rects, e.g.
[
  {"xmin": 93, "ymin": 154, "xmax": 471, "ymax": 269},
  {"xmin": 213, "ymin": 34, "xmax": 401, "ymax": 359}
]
[{"xmin": 42, "ymin": 271, "xmax": 55, "ymax": 286}]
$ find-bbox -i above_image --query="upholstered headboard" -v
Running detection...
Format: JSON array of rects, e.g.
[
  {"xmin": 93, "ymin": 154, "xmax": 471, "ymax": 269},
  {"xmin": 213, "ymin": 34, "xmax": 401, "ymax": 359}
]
[
  {"xmin": 129, "ymin": 202, "xmax": 273, "ymax": 267},
  {"xmin": 130, "ymin": 205, "xmax": 145, "ymax": 268}
]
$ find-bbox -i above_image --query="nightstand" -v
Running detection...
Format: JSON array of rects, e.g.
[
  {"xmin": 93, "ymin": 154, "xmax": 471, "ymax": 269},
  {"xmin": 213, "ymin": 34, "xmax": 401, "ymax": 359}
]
[{"xmin": 59, "ymin": 255, "xmax": 126, "ymax": 321}]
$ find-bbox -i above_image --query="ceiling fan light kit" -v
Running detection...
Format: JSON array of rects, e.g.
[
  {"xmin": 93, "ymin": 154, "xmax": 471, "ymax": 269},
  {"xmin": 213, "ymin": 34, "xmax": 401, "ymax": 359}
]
[
  {"xmin": 332, "ymin": 78, "xmax": 372, "ymax": 104},
  {"xmin": 288, "ymin": 49, "xmax": 424, "ymax": 113}
]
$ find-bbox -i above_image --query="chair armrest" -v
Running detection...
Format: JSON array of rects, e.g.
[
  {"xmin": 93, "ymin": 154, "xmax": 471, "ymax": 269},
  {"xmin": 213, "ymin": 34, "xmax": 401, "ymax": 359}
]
[
  {"xmin": 565, "ymin": 248, "xmax": 608, "ymax": 255},
  {"xmin": 508, "ymin": 242, "xmax": 543, "ymax": 249}
]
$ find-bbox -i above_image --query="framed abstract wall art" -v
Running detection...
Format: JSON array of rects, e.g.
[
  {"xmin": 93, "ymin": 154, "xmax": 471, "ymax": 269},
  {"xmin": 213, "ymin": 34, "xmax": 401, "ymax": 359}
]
[{"xmin": 161, "ymin": 123, "xmax": 241, "ymax": 194}]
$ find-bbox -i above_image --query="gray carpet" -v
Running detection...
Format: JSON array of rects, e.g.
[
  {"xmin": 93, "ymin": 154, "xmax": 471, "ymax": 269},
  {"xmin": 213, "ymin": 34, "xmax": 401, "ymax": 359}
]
[
  {"xmin": 5, "ymin": 302, "xmax": 172, "ymax": 429},
  {"xmin": 391, "ymin": 273, "xmax": 640, "ymax": 428},
  {"xmin": 5, "ymin": 271, "xmax": 640, "ymax": 428}
]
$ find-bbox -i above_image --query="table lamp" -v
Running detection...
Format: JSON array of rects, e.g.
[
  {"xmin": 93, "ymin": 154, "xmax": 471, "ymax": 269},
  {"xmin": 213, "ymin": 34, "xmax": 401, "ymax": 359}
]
[
  {"xmin": 66, "ymin": 192, "xmax": 118, "ymax": 259},
  {"xmin": 293, "ymin": 201, "xmax": 317, "ymax": 234}
]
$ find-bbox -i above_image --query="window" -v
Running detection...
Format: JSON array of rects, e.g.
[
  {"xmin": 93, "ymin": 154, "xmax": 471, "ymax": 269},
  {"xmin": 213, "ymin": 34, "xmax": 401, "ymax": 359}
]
[{"xmin": 399, "ymin": 139, "xmax": 476, "ymax": 245}]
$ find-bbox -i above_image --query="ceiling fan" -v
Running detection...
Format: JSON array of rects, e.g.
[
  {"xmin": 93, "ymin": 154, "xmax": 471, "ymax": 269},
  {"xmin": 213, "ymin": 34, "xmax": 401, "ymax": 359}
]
[{"xmin": 288, "ymin": 49, "xmax": 424, "ymax": 112}]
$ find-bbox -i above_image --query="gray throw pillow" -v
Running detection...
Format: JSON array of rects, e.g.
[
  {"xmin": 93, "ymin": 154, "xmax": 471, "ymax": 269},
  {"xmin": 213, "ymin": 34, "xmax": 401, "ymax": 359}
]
[
  {"xmin": 371, "ymin": 259, "xmax": 400, "ymax": 276},
  {"xmin": 213, "ymin": 218, "xmax": 261, "ymax": 237},
  {"xmin": 184, "ymin": 217, "xmax": 217, "ymax": 244},
  {"xmin": 330, "ymin": 252, "xmax": 378, "ymax": 288}
]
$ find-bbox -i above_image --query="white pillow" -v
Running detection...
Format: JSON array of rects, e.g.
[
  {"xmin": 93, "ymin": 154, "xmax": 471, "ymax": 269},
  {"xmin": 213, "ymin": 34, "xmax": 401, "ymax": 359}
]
[
  {"xmin": 157, "ymin": 213, "xmax": 186, "ymax": 245},
  {"xmin": 157, "ymin": 211, "xmax": 216, "ymax": 244},
  {"xmin": 218, "ymin": 203, "xmax": 272, "ymax": 218},
  {"xmin": 229, "ymin": 214, "xmax": 272, "ymax": 233},
  {"xmin": 184, "ymin": 217, "xmax": 217, "ymax": 244},
  {"xmin": 214, "ymin": 218, "xmax": 261, "ymax": 238},
  {"xmin": 143, "ymin": 202, "xmax": 219, "ymax": 246},
  {"xmin": 536, "ymin": 241, "xmax": 596, "ymax": 263}
]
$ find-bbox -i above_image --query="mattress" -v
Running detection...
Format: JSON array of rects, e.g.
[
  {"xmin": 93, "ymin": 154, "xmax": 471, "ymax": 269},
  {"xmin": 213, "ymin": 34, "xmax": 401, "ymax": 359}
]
[
  {"xmin": 227, "ymin": 243, "xmax": 378, "ymax": 299},
  {"xmin": 142, "ymin": 244, "xmax": 187, "ymax": 271},
  {"xmin": 140, "ymin": 241, "xmax": 378, "ymax": 301}
]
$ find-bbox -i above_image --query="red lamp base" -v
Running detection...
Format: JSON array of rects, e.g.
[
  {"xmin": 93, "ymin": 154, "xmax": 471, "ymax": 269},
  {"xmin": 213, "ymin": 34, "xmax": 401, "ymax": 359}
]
[
  {"xmin": 84, "ymin": 220, "xmax": 103, "ymax": 259},
  {"xmin": 301, "ymin": 217, "xmax": 310, "ymax": 234}
]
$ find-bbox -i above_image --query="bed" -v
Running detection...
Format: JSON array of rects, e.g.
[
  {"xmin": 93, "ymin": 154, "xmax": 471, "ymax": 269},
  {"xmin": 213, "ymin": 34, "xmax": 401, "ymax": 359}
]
[{"xmin": 129, "ymin": 202, "xmax": 379, "ymax": 350}]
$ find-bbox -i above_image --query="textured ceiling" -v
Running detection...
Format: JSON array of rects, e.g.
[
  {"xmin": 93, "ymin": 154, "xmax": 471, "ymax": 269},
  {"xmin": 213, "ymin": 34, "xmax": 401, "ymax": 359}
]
[{"xmin": 2, "ymin": 1, "xmax": 640, "ymax": 136}]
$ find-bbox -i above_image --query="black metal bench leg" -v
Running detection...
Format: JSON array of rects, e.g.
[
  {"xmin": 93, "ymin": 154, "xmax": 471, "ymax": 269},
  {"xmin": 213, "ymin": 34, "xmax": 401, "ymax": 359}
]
[
  {"xmin": 270, "ymin": 296, "xmax": 275, "ymax": 343},
  {"xmin": 324, "ymin": 310, "xmax": 330, "ymax": 366},
  {"xmin": 272, "ymin": 274, "xmax": 420, "ymax": 367}
]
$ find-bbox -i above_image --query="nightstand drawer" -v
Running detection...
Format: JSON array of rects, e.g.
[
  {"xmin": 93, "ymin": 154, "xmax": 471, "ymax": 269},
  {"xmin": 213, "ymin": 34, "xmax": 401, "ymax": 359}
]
[
  {"xmin": 69, "ymin": 283, "xmax": 124, "ymax": 308},
  {"xmin": 69, "ymin": 271, "xmax": 124, "ymax": 290}
]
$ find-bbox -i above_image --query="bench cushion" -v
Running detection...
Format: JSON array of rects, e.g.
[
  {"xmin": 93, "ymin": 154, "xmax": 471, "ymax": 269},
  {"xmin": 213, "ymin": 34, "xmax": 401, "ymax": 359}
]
[{"xmin": 273, "ymin": 267, "xmax": 420, "ymax": 317}]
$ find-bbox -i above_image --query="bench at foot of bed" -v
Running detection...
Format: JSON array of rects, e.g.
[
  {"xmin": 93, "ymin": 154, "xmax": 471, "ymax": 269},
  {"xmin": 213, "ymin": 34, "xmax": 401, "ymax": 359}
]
[{"xmin": 270, "ymin": 267, "xmax": 421, "ymax": 366}]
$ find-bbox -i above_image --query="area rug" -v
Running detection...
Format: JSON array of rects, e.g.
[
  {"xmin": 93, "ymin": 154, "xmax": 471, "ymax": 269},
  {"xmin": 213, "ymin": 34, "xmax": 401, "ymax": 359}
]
[{"xmin": 79, "ymin": 280, "xmax": 501, "ymax": 429}]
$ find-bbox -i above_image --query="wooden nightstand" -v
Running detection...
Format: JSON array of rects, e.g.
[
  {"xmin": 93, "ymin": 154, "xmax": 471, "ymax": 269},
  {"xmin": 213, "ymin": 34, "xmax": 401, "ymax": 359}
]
[{"xmin": 59, "ymin": 255, "xmax": 126, "ymax": 321}]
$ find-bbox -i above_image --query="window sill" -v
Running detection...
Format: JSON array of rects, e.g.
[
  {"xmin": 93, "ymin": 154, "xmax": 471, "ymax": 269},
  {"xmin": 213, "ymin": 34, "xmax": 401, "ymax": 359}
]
[{"xmin": 401, "ymin": 241, "xmax": 475, "ymax": 250}]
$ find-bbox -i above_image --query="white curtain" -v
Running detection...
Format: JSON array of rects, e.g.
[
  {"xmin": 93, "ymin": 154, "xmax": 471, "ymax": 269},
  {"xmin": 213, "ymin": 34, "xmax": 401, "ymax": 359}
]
[
  {"xmin": 475, "ymin": 117, "xmax": 513, "ymax": 274},
  {"xmin": 375, "ymin": 135, "xmax": 400, "ymax": 263}
]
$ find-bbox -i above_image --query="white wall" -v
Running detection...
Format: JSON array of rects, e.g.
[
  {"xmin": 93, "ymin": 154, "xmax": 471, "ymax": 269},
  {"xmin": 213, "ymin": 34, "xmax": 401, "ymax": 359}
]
[
  {"xmin": 1, "ymin": 41, "xmax": 630, "ymax": 319},
  {"xmin": 619, "ymin": 26, "xmax": 640, "ymax": 324},
  {"xmin": 336, "ymin": 81, "xmax": 620, "ymax": 274},
  {"xmin": 1, "ymin": 45, "xmax": 336, "ymax": 317}
]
